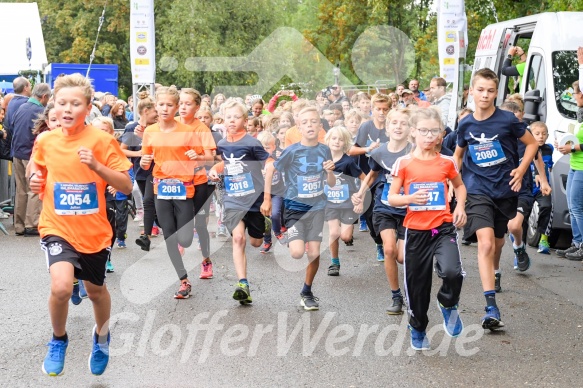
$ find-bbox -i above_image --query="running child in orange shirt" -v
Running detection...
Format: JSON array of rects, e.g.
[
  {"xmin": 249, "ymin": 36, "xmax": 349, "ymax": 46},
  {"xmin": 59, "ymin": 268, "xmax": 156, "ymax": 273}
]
[
  {"xmin": 388, "ymin": 108, "xmax": 467, "ymax": 351},
  {"xmin": 28, "ymin": 74, "xmax": 132, "ymax": 376}
]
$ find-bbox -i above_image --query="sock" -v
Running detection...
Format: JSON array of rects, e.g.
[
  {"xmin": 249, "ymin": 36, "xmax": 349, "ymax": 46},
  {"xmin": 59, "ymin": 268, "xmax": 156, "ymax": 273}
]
[
  {"xmin": 94, "ymin": 329, "xmax": 108, "ymax": 344},
  {"xmin": 301, "ymin": 283, "xmax": 312, "ymax": 295},
  {"xmin": 484, "ymin": 290, "xmax": 497, "ymax": 308},
  {"xmin": 239, "ymin": 278, "xmax": 249, "ymax": 286},
  {"xmin": 331, "ymin": 258, "xmax": 340, "ymax": 266},
  {"xmin": 494, "ymin": 269, "xmax": 500, "ymax": 275},
  {"xmin": 73, "ymin": 281, "xmax": 79, "ymax": 286},
  {"xmin": 512, "ymin": 241, "xmax": 524, "ymax": 250},
  {"xmin": 391, "ymin": 288, "xmax": 402, "ymax": 298},
  {"xmin": 540, "ymin": 234, "xmax": 548, "ymax": 243},
  {"xmin": 53, "ymin": 333, "xmax": 68, "ymax": 342}
]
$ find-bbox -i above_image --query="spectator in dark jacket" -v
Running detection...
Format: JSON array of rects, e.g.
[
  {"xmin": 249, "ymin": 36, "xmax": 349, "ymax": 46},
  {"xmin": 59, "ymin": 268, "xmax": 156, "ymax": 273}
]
[
  {"xmin": 2, "ymin": 77, "xmax": 32, "ymax": 160},
  {"xmin": 11, "ymin": 82, "xmax": 50, "ymax": 236}
]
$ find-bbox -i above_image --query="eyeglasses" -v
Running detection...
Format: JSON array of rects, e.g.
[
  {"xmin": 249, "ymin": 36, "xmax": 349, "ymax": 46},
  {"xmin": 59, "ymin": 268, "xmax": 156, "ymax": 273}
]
[{"xmin": 416, "ymin": 128, "xmax": 441, "ymax": 136}]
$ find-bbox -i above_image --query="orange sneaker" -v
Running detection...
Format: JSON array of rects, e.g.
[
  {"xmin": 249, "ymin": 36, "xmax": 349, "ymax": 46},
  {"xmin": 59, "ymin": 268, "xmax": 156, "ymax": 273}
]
[
  {"xmin": 200, "ymin": 261, "xmax": 213, "ymax": 279},
  {"xmin": 174, "ymin": 281, "xmax": 191, "ymax": 299}
]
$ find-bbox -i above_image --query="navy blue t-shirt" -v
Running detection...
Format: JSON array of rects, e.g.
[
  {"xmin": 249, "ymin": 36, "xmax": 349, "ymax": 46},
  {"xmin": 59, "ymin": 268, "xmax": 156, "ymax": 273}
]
[
  {"xmin": 217, "ymin": 134, "xmax": 269, "ymax": 212},
  {"xmin": 354, "ymin": 120, "xmax": 389, "ymax": 175},
  {"xmin": 121, "ymin": 122, "xmax": 153, "ymax": 181},
  {"xmin": 275, "ymin": 142, "xmax": 333, "ymax": 212},
  {"xmin": 457, "ymin": 108, "xmax": 526, "ymax": 199},
  {"xmin": 531, "ymin": 143, "xmax": 554, "ymax": 196},
  {"xmin": 369, "ymin": 144, "xmax": 411, "ymax": 216},
  {"xmin": 325, "ymin": 154, "xmax": 362, "ymax": 209}
]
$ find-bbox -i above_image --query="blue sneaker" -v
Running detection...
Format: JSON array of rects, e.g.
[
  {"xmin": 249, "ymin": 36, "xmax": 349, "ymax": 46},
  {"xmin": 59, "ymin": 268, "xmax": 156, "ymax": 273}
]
[
  {"xmin": 71, "ymin": 282, "xmax": 82, "ymax": 305},
  {"xmin": 106, "ymin": 260, "xmax": 115, "ymax": 273},
  {"xmin": 116, "ymin": 239, "xmax": 126, "ymax": 249},
  {"xmin": 437, "ymin": 301, "xmax": 464, "ymax": 337},
  {"xmin": 376, "ymin": 244, "xmax": 384, "ymax": 262},
  {"xmin": 514, "ymin": 244, "xmax": 531, "ymax": 272},
  {"xmin": 408, "ymin": 325, "xmax": 430, "ymax": 350},
  {"xmin": 42, "ymin": 338, "xmax": 68, "ymax": 376},
  {"xmin": 359, "ymin": 219, "xmax": 368, "ymax": 232},
  {"xmin": 79, "ymin": 280, "xmax": 88, "ymax": 299},
  {"xmin": 88, "ymin": 326, "xmax": 110, "ymax": 376},
  {"xmin": 481, "ymin": 305, "xmax": 505, "ymax": 331},
  {"xmin": 537, "ymin": 240, "xmax": 550, "ymax": 254},
  {"xmin": 513, "ymin": 257, "xmax": 518, "ymax": 270}
]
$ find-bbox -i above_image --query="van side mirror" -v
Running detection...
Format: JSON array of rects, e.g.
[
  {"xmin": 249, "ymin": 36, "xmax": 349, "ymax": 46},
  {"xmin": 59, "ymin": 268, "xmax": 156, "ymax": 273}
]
[{"xmin": 523, "ymin": 90, "xmax": 541, "ymax": 124}]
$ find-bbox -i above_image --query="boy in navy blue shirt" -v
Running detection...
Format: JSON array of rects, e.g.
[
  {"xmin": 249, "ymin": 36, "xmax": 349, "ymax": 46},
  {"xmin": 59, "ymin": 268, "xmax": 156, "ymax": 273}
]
[
  {"xmin": 262, "ymin": 107, "xmax": 336, "ymax": 311},
  {"xmin": 454, "ymin": 68, "xmax": 538, "ymax": 330}
]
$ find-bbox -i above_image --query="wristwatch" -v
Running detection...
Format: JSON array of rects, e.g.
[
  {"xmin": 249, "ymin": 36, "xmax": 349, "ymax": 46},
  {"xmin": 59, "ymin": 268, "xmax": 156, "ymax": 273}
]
[{"xmin": 571, "ymin": 144, "xmax": 577, "ymax": 153}]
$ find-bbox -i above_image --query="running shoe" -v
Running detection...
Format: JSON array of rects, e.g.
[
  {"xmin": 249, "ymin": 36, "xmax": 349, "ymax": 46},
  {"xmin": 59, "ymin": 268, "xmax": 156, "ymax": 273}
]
[
  {"xmin": 437, "ymin": 301, "xmax": 464, "ymax": 337},
  {"xmin": 327, "ymin": 264, "xmax": 340, "ymax": 276},
  {"xmin": 556, "ymin": 244, "xmax": 578, "ymax": 258},
  {"xmin": 514, "ymin": 244, "xmax": 531, "ymax": 272},
  {"xmin": 133, "ymin": 209, "xmax": 144, "ymax": 222},
  {"xmin": 174, "ymin": 281, "xmax": 192, "ymax": 299},
  {"xmin": 386, "ymin": 295, "xmax": 404, "ymax": 315},
  {"xmin": 106, "ymin": 260, "xmax": 115, "ymax": 273},
  {"xmin": 494, "ymin": 272, "xmax": 502, "ymax": 293},
  {"xmin": 481, "ymin": 305, "xmax": 505, "ymax": 330},
  {"xmin": 344, "ymin": 238, "xmax": 354, "ymax": 246},
  {"xmin": 280, "ymin": 225, "xmax": 287, "ymax": 233},
  {"xmin": 88, "ymin": 325, "xmax": 110, "ymax": 376},
  {"xmin": 200, "ymin": 261, "xmax": 213, "ymax": 279},
  {"xmin": 135, "ymin": 235, "xmax": 151, "ymax": 251},
  {"xmin": 359, "ymin": 219, "xmax": 368, "ymax": 232},
  {"xmin": 71, "ymin": 282, "xmax": 82, "ymax": 305},
  {"xmin": 537, "ymin": 240, "xmax": 550, "ymax": 254},
  {"xmin": 409, "ymin": 326, "xmax": 430, "ymax": 351},
  {"xmin": 376, "ymin": 244, "xmax": 385, "ymax": 262},
  {"xmin": 565, "ymin": 247, "xmax": 583, "ymax": 261},
  {"xmin": 151, "ymin": 225, "xmax": 160, "ymax": 237},
  {"xmin": 260, "ymin": 242, "xmax": 272, "ymax": 254},
  {"xmin": 79, "ymin": 280, "xmax": 88, "ymax": 299},
  {"xmin": 275, "ymin": 233, "xmax": 287, "ymax": 245},
  {"xmin": 300, "ymin": 292, "xmax": 319, "ymax": 311},
  {"xmin": 116, "ymin": 239, "xmax": 126, "ymax": 249},
  {"xmin": 42, "ymin": 338, "xmax": 68, "ymax": 376},
  {"xmin": 217, "ymin": 224, "xmax": 228, "ymax": 237},
  {"xmin": 233, "ymin": 282, "xmax": 252, "ymax": 304}
]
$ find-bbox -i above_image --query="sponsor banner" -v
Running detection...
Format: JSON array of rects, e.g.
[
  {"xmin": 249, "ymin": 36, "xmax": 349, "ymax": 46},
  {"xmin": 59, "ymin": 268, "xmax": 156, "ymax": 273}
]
[{"xmin": 130, "ymin": 0, "xmax": 156, "ymax": 83}]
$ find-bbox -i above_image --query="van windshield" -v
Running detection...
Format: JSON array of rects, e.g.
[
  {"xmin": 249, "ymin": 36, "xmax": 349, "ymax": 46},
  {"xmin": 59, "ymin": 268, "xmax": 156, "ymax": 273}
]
[{"xmin": 553, "ymin": 51, "xmax": 578, "ymax": 120}]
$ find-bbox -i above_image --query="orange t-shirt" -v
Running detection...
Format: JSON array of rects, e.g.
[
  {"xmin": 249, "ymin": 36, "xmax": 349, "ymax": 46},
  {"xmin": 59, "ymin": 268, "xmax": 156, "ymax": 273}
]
[
  {"xmin": 142, "ymin": 122, "xmax": 203, "ymax": 198},
  {"xmin": 32, "ymin": 125, "xmax": 132, "ymax": 253},
  {"xmin": 177, "ymin": 117, "xmax": 217, "ymax": 185},
  {"xmin": 392, "ymin": 153, "xmax": 459, "ymax": 230},
  {"xmin": 284, "ymin": 125, "xmax": 327, "ymax": 148}
]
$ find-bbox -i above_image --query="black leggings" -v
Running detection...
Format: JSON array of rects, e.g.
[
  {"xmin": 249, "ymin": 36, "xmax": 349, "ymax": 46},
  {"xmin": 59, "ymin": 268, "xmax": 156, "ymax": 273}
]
[
  {"xmin": 155, "ymin": 197, "xmax": 195, "ymax": 281},
  {"xmin": 364, "ymin": 185, "xmax": 383, "ymax": 245},
  {"xmin": 192, "ymin": 183, "xmax": 214, "ymax": 259},
  {"xmin": 137, "ymin": 176, "xmax": 157, "ymax": 235}
]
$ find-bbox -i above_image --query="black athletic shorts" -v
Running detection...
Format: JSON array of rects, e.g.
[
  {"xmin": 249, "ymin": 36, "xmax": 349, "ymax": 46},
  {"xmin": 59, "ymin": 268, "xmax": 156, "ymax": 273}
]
[
  {"xmin": 516, "ymin": 195, "xmax": 534, "ymax": 216},
  {"xmin": 373, "ymin": 212, "xmax": 406, "ymax": 240},
  {"xmin": 284, "ymin": 208, "xmax": 325, "ymax": 243},
  {"xmin": 41, "ymin": 235, "xmax": 110, "ymax": 286},
  {"xmin": 325, "ymin": 207, "xmax": 358, "ymax": 224},
  {"xmin": 223, "ymin": 209, "xmax": 265, "ymax": 239},
  {"xmin": 463, "ymin": 194, "xmax": 518, "ymax": 241}
]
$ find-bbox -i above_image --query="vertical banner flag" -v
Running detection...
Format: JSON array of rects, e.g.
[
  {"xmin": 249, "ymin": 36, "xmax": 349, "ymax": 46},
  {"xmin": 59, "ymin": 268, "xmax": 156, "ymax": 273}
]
[
  {"xmin": 437, "ymin": 0, "xmax": 468, "ymax": 82},
  {"xmin": 130, "ymin": 0, "xmax": 156, "ymax": 83}
]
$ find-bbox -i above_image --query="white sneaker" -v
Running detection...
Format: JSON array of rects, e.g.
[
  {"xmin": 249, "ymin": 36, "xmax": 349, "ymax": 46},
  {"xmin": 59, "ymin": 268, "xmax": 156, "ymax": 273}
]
[{"xmin": 133, "ymin": 209, "xmax": 144, "ymax": 222}]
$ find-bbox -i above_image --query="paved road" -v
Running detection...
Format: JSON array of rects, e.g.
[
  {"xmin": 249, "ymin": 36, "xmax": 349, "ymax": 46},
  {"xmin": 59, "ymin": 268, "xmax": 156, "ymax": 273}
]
[{"xmin": 1, "ymin": 216, "xmax": 583, "ymax": 387}]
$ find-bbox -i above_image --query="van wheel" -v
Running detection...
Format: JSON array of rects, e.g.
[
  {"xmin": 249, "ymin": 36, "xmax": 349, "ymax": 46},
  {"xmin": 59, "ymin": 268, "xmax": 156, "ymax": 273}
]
[{"xmin": 526, "ymin": 202, "xmax": 541, "ymax": 248}]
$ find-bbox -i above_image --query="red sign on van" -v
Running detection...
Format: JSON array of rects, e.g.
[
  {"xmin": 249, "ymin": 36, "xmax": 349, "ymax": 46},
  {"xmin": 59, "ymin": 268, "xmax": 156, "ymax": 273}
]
[{"xmin": 477, "ymin": 28, "xmax": 497, "ymax": 51}]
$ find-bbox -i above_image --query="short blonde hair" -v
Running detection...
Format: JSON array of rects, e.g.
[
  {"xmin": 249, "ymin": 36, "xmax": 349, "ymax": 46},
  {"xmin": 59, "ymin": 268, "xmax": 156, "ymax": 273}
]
[
  {"xmin": 298, "ymin": 106, "xmax": 320, "ymax": 119},
  {"xmin": 530, "ymin": 121, "xmax": 548, "ymax": 133},
  {"xmin": 91, "ymin": 116, "xmax": 114, "ymax": 134},
  {"xmin": 344, "ymin": 109, "xmax": 365, "ymax": 123},
  {"xmin": 409, "ymin": 106, "xmax": 443, "ymax": 131},
  {"xmin": 325, "ymin": 126, "xmax": 353, "ymax": 153},
  {"xmin": 262, "ymin": 114, "xmax": 280, "ymax": 132},
  {"xmin": 257, "ymin": 131, "xmax": 276, "ymax": 147},
  {"xmin": 180, "ymin": 88, "xmax": 202, "ymax": 106},
  {"xmin": 371, "ymin": 93, "xmax": 390, "ymax": 106},
  {"xmin": 222, "ymin": 98, "xmax": 248, "ymax": 117},
  {"xmin": 54, "ymin": 73, "xmax": 93, "ymax": 104}
]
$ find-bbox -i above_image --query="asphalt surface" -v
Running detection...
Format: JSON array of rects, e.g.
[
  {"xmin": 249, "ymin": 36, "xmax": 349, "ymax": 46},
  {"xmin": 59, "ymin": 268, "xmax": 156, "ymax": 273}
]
[{"xmin": 1, "ymin": 215, "xmax": 583, "ymax": 387}]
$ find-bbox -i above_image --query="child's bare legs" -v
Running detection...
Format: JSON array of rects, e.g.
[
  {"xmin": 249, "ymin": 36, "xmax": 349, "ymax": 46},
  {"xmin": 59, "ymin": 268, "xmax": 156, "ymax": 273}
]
[
  {"xmin": 48, "ymin": 262, "xmax": 75, "ymax": 337},
  {"xmin": 84, "ymin": 281, "xmax": 111, "ymax": 338}
]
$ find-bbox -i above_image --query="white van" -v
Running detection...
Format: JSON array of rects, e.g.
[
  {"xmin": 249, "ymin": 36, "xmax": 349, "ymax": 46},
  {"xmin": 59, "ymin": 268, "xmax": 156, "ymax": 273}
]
[{"xmin": 469, "ymin": 12, "xmax": 583, "ymax": 247}]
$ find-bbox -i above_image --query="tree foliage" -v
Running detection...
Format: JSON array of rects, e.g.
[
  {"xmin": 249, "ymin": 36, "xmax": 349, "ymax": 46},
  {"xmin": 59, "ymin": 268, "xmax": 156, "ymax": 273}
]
[{"xmin": 7, "ymin": 0, "xmax": 580, "ymax": 96}]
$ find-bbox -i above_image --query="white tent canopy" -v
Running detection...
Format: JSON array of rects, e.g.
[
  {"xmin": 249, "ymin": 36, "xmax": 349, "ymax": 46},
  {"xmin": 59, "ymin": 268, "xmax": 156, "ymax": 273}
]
[{"xmin": 0, "ymin": 2, "xmax": 48, "ymax": 76}]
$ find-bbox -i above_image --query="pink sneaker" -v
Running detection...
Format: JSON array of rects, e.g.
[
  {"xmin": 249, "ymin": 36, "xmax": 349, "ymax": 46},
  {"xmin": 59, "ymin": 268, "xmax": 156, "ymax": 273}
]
[{"xmin": 200, "ymin": 261, "xmax": 213, "ymax": 279}]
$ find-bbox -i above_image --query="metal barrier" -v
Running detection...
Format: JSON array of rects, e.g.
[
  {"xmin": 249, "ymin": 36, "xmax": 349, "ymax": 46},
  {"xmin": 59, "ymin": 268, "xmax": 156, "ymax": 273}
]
[{"xmin": 0, "ymin": 159, "xmax": 12, "ymax": 206}]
